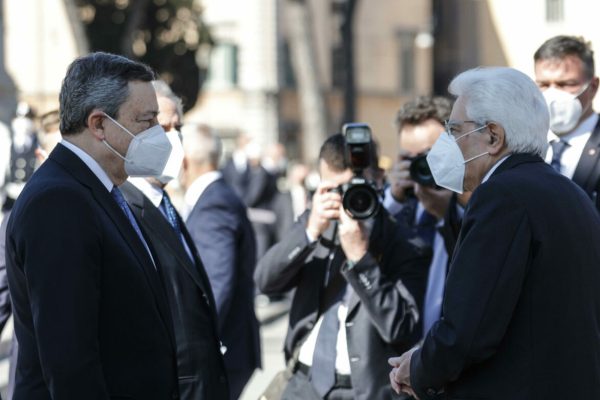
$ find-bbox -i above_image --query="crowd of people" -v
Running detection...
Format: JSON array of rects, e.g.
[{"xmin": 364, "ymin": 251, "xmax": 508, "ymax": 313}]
[{"xmin": 0, "ymin": 34, "xmax": 599, "ymax": 400}]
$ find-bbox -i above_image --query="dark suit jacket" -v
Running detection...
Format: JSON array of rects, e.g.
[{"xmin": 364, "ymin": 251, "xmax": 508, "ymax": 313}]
[
  {"xmin": 410, "ymin": 154, "xmax": 600, "ymax": 400},
  {"xmin": 255, "ymin": 209, "xmax": 429, "ymax": 400},
  {"xmin": 120, "ymin": 181, "xmax": 229, "ymax": 400},
  {"xmin": 5, "ymin": 144, "xmax": 178, "ymax": 400},
  {"xmin": 571, "ymin": 115, "xmax": 600, "ymax": 211},
  {"xmin": 185, "ymin": 177, "xmax": 261, "ymax": 376}
]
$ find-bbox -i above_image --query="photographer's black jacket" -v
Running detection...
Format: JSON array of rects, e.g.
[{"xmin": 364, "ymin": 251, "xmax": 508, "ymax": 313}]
[{"xmin": 255, "ymin": 208, "xmax": 429, "ymax": 400}]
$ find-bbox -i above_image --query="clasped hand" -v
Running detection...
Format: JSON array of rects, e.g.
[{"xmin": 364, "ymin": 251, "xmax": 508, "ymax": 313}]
[{"xmin": 388, "ymin": 346, "xmax": 419, "ymax": 399}]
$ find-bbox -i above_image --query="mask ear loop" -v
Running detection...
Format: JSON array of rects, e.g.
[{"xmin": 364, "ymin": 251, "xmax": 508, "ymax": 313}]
[
  {"xmin": 101, "ymin": 113, "xmax": 132, "ymax": 161},
  {"xmin": 455, "ymin": 123, "xmax": 489, "ymax": 141}
]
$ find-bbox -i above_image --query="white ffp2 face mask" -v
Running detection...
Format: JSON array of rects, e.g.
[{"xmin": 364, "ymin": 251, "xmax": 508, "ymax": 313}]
[
  {"xmin": 156, "ymin": 129, "xmax": 184, "ymax": 184},
  {"xmin": 102, "ymin": 114, "xmax": 172, "ymax": 177},
  {"xmin": 543, "ymin": 82, "xmax": 590, "ymax": 135},
  {"xmin": 426, "ymin": 125, "xmax": 489, "ymax": 194}
]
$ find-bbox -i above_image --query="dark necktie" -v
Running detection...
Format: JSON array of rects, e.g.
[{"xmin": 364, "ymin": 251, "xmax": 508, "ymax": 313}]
[
  {"xmin": 160, "ymin": 192, "xmax": 182, "ymax": 237},
  {"xmin": 550, "ymin": 139, "xmax": 570, "ymax": 173},
  {"xmin": 111, "ymin": 187, "xmax": 154, "ymax": 264},
  {"xmin": 310, "ymin": 250, "xmax": 346, "ymax": 397},
  {"xmin": 160, "ymin": 191, "xmax": 194, "ymax": 262},
  {"xmin": 416, "ymin": 210, "xmax": 437, "ymax": 247}
]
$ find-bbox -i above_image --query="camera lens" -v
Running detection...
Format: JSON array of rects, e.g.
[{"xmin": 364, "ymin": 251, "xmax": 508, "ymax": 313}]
[
  {"xmin": 342, "ymin": 183, "xmax": 379, "ymax": 220},
  {"xmin": 409, "ymin": 154, "xmax": 436, "ymax": 187}
]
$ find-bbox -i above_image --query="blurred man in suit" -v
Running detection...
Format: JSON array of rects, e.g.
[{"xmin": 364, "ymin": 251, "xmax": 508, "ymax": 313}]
[
  {"xmin": 389, "ymin": 67, "xmax": 600, "ymax": 400},
  {"xmin": 534, "ymin": 35, "xmax": 600, "ymax": 210},
  {"xmin": 181, "ymin": 124, "xmax": 261, "ymax": 400},
  {"xmin": 120, "ymin": 81, "xmax": 229, "ymax": 399},
  {"xmin": 255, "ymin": 133, "xmax": 428, "ymax": 400},
  {"xmin": 6, "ymin": 52, "xmax": 179, "ymax": 399}
]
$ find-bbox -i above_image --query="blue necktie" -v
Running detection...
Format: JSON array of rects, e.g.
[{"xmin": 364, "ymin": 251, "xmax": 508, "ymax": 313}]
[
  {"xmin": 160, "ymin": 192, "xmax": 182, "ymax": 237},
  {"xmin": 550, "ymin": 139, "xmax": 570, "ymax": 173},
  {"xmin": 416, "ymin": 210, "xmax": 437, "ymax": 246},
  {"xmin": 111, "ymin": 187, "xmax": 154, "ymax": 264},
  {"xmin": 160, "ymin": 191, "xmax": 194, "ymax": 262}
]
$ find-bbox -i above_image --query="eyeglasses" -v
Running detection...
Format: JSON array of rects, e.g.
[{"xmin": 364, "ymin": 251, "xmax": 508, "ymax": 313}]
[{"xmin": 444, "ymin": 120, "xmax": 488, "ymax": 140}]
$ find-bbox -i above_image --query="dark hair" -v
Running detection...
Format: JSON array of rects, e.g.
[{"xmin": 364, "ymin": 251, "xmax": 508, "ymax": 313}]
[
  {"xmin": 534, "ymin": 35, "xmax": 595, "ymax": 79},
  {"xmin": 318, "ymin": 133, "xmax": 379, "ymax": 172},
  {"xmin": 59, "ymin": 52, "xmax": 156, "ymax": 135},
  {"xmin": 394, "ymin": 95, "xmax": 453, "ymax": 131}
]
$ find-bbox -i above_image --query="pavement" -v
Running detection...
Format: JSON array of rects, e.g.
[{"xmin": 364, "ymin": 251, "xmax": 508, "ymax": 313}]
[{"xmin": 0, "ymin": 298, "xmax": 291, "ymax": 400}]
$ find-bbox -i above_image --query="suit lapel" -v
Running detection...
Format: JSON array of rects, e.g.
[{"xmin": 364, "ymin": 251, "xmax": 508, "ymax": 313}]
[
  {"xmin": 572, "ymin": 118, "xmax": 600, "ymax": 194},
  {"xmin": 125, "ymin": 183, "xmax": 221, "ymax": 321},
  {"xmin": 51, "ymin": 145, "xmax": 176, "ymax": 350}
]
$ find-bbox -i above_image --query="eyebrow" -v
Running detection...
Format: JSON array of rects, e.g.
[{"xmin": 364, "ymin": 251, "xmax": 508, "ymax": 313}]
[{"xmin": 137, "ymin": 111, "xmax": 159, "ymax": 119}]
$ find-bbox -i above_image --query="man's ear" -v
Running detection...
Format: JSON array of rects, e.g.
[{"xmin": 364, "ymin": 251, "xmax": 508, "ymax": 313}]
[
  {"xmin": 486, "ymin": 122, "xmax": 506, "ymax": 156},
  {"xmin": 87, "ymin": 110, "xmax": 106, "ymax": 140}
]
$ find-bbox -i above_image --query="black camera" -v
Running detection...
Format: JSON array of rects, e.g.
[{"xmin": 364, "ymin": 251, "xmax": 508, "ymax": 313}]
[
  {"xmin": 409, "ymin": 153, "xmax": 436, "ymax": 187},
  {"xmin": 337, "ymin": 123, "xmax": 380, "ymax": 220}
]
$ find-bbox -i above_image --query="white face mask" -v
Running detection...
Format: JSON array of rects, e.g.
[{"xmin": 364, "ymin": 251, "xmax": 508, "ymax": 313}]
[
  {"xmin": 426, "ymin": 124, "xmax": 489, "ymax": 194},
  {"xmin": 156, "ymin": 129, "xmax": 184, "ymax": 184},
  {"xmin": 543, "ymin": 82, "xmax": 590, "ymax": 135},
  {"xmin": 102, "ymin": 114, "xmax": 172, "ymax": 177}
]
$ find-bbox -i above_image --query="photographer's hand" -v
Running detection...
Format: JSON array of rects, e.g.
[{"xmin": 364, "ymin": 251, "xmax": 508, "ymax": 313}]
[
  {"xmin": 414, "ymin": 184, "xmax": 453, "ymax": 220},
  {"xmin": 389, "ymin": 150, "xmax": 415, "ymax": 202},
  {"xmin": 338, "ymin": 207, "xmax": 370, "ymax": 262},
  {"xmin": 306, "ymin": 181, "xmax": 342, "ymax": 240}
]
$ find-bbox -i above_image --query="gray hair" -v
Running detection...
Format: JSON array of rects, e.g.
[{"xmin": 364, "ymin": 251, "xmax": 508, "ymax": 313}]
[
  {"xmin": 152, "ymin": 79, "xmax": 184, "ymax": 118},
  {"xmin": 59, "ymin": 52, "xmax": 155, "ymax": 135},
  {"xmin": 449, "ymin": 67, "xmax": 549, "ymax": 156},
  {"xmin": 181, "ymin": 123, "xmax": 222, "ymax": 167}
]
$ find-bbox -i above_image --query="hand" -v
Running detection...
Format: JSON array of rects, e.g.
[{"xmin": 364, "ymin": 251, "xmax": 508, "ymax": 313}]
[
  {"xmin": 388, "ymin": 150, "xmax": 415, "ymax": 203},
  {"xmin": 306, "ymin": 181, "xmax": 342, "ymax": 239},
  {"xmin": 414, "ymin": 184, "xmax": 453, "ymax": 220},
  {"xmin": 388, "ymin": 347, "xmax": 419, "ymax": 398},
  {"xmin": 338, "ymin": 207, "xmax": 370, "ymax": 262}
]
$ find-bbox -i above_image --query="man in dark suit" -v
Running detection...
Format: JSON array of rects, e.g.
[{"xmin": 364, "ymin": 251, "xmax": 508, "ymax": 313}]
[
  {"xmin": 120, "ymin": 81, "xmax": 229, "ymax": 399},
  {"xmin": 389, "ymin": 67, "xmax": 600, "ymax": 400},
  {"xmin": 255, "ymin": 133, "xmax": 428, "ymax": 400},
  {"xmin": 181, "ymin": 124, "xmax": 261, "ymax": 400},
  {"xmin": 534, "ymin": 35, "xmax": 600, "ymax": 210},
  {"xmin": 5, "ymin": 52, "xmax": 179, "ymax": 399}
]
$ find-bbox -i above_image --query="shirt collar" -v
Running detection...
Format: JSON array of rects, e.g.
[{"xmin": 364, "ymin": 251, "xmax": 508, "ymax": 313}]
[
  {"xmin": 128, "ymin": 177, "xmax": 164, "ymax": 208},
  {"xmin": 482, "ymin": 154, "xmax": 511, "ymax": 184},
  {"xmin": 183, "ymin": 170, "xmax": 222, "ymax": 216},
  {"xmin": 60, "ymin": 140, "xmax": 113, "ymax": 192}
]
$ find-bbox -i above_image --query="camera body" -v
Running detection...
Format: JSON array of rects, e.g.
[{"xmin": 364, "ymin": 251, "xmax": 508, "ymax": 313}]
[
  {"xmin": 408, "ymin": 152, "xmax": 436, "ymax": 187},
  {"xmin": 338, "ymin": 123, "xmax": 380, "ymax": 219}
]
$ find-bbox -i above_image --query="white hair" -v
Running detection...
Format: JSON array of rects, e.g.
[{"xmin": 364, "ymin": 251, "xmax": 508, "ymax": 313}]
[
  {"xmin": 181, "ymin": 123, "xmax": 222, "ymax": 167},
  {"xmin": 449, "ymin": 67, "xmax": 549, "ymax": 156}
]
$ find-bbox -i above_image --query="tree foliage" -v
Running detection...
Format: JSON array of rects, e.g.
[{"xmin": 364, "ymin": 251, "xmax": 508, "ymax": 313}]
[{"xmin": 74, "ymin": 0, "xmax": 213, "ymax": 111}]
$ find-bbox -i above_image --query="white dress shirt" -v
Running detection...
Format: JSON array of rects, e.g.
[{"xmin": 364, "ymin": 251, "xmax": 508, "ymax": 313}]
[
  {"xmin": 545, "ymin": 113, "xmax": 599, "ymax": 179},
  {"xmin": 181, "ymin": 170, "xmax": 222, "ymax": 220}
]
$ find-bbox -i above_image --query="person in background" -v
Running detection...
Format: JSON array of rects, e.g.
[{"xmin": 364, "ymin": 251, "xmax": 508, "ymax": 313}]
[
  {"xmin": 389, "ymin": 66, "xmax": 600, "ymax": 400},
  {"xmin": 255, "ymin": 133, "xmax": 428, "ymax": 400},
  {"xmin": 181, "ymin": 123, "xmax": 261, "ymax": 400},
  {"xmin": 534, "ymin": 35, "xmax": 600, "ymax": 210},
  {"xmin": 119, "ymin": 80, "xmax": 230, "ymax": 399},
  {"xmin": 385, "ymin": 96, "xmax": 471, "ymax": 337}
]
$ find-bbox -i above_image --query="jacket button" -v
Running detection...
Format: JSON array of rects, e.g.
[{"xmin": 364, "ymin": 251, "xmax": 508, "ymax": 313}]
[
  {"xmin": 345, "ymin": 321, "xmax": 354, "ymax": 327},
  {"xmin": 350, "ymin": 356, "xmax": 360, "ymax": 362},
  {"xmin": 426, "ymin": 388, "xmax": 436, "ymax": 396},
  {"xmin": 219, "ymin": 375, "xmax": 227, "ymax": 383}
]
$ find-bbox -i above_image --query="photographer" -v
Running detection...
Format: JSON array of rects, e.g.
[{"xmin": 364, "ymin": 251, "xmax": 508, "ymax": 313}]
[
  {"xmin": 383, "ymin": 96, "xmax": 470, "ymax": 337},
  {"xmin": 255, "ymin": 132, "xmax": 428, "ymax": 400}
]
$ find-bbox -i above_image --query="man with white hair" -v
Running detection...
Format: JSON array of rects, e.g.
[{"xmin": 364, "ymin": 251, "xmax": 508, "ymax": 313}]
[{"xmin": 389, "ymin": 67, "xmax": 600, "ymax": 399}]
